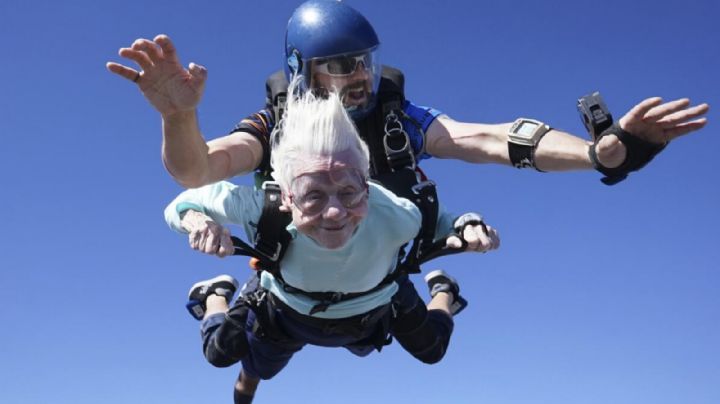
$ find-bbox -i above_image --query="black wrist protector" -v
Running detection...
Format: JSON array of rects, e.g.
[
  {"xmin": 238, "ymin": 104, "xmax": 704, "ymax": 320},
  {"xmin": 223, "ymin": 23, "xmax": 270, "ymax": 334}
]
[
  {"xmin": 578, "ymin": 92, "xmax": 667, "ymax": 185},
  {"xmin": 589, "ymin": 123, "xmax": 667, "ymax": 185}
]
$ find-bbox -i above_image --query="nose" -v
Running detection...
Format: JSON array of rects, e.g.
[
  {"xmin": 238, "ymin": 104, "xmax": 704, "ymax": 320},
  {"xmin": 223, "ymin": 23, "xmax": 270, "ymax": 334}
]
[
  {"xmin": 322, "ymin": 195, "xmax": 348, "ymax": 219},
  {"xmin": 350, "ymin": 60, "xmax": 370, "ymax": 79}
]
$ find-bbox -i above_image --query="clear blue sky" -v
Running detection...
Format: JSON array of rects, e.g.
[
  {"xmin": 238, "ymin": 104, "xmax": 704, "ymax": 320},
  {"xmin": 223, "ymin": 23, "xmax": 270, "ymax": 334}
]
[{"xmin": 1, "ymin": 0, "xmax": 718, "ymax": 403}]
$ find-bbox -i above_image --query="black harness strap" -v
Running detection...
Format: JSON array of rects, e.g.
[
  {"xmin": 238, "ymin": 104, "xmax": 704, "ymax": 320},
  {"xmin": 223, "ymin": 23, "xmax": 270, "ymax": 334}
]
[
  {"xmin": 231, "ymin": 182, "xmax": 291, "ymax": 273},
  {"xmin": 266, "ymin": 70, "xmax": 288, "ymax": 125},
  {"xmin": 398, "ymin": 180, "xmax": 439, "ymax": 274}
]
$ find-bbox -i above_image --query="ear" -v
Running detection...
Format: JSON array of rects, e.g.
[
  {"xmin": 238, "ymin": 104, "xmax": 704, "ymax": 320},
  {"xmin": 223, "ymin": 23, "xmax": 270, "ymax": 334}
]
[{"xmin": 279, "ymin": 192, "xmax": 292, "ymax": 213}]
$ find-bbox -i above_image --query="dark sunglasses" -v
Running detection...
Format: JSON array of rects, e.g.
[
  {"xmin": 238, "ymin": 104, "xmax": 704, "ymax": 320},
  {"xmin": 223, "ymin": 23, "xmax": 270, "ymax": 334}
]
[{"xmin": 313, "ymin": 53, "xmax": 372, "ymax": 77}]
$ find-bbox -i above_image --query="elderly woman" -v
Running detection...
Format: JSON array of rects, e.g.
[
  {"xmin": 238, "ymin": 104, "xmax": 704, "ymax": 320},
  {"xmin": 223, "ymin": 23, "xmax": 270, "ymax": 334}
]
[{"xmin": 164, "ymin": 86, "xmax": 500, "ymax": 404}]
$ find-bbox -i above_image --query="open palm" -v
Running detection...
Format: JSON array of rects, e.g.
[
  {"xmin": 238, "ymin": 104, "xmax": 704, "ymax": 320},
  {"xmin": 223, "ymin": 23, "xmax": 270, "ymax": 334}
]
[{"xmin": 107, "ymin": 35, "xmax": 207, "ymax": 116}]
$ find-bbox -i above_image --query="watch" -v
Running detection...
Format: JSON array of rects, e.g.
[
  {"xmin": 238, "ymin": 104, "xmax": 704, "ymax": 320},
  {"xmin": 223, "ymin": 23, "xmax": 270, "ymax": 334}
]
[{"xmin": 508, "ymin": 118, "xmax": 551, "ymax": 169}]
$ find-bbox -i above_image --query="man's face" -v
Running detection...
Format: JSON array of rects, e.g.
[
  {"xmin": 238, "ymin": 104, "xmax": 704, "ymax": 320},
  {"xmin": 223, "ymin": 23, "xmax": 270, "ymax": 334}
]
[
  {"xmin": 283, "ymin": 151, "xmax": 369, "ymax": 249},
  {"xmin": 309, "ymin": 56, "xmax": 374, "ymax": 111}
]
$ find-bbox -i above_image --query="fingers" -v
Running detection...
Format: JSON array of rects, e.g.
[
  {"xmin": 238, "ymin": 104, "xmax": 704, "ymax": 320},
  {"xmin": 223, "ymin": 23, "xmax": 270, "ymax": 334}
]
[
  {"xmin": 623, "ymin": 97, "xmax": 663, "ymax": 124},
  {"xmin": 656, "ymin": 103, "xmax": 710, "ymax": 140},
  {"xmin": 217, "ymin": 228, "xmax": 234, "ymax": 258},
  {"xmin": 188, "ymin": 229, "xmax": 203, "ymax": 251},
  {"xmin": 617, "ymin": 97, "xmax": 709, "ymax": 145},
  {"xmin": 132, "ymin": 38, "xmax": 164, "ymax": 65},
  {"xmin": 445, "ymin": 235, "xmax": 464, "ymax": 249},
  {"xmin": 188, "ymin": 62, "xmax": 208, "ymax": 83},
  {"xmin": 664, "ymin": 117, "xmax": 708, "ymax": 140},
  {"xmin": 118, "ymin": 45, "xmax": 154, "ymax": 72},
  {"xmin": 460, "ymin": 224, "xmax": 500, "ymax": 253},
  {"xmin": 106, "ymin": 61, "xmax": 139, "ymax": 82},
  {"xmin": 204, "ymin": 225, "xmax": 221, "ymax": 254},
  {"xmin": 657, "ymin": 102, "xmax": 709, "ymax": 126},
  {"xmin": 109, "ymin": 34, "xmax": 176, "ymax": 84},
  {"xmin": 154, "ymin": 34, "xmax": 177, "ymax": 60},
  {"xmin": 188, "ymin": 223, "xmax": 230, "ymax": 257},
  {"xmin": 642, "ymin": 98, "xmax": 690, "ymax": 123}
]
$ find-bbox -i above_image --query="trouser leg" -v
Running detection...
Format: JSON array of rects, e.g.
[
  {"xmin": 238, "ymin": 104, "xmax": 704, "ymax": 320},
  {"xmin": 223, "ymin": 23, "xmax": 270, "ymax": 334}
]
[
  {"xmin": 201, "ymin": 300, "xmax": 251, "ymax": 368},
  {"xmin": 233, "ymin": 369, "xmax": 260, "ymax": 404},
  {"xmin": 390, "ymin": 277, "xmax": 455, "ymax": 364}
]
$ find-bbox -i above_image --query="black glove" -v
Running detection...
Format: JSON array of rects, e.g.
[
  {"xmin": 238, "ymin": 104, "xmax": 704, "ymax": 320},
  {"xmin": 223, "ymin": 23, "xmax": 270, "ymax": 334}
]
[{"xmin": 589, "ymin": 123, "xmax": 667, "ymax": 185}]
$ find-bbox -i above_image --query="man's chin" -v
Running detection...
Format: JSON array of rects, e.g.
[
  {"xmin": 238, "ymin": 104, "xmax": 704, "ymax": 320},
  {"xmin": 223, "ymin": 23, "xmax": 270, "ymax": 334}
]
[{"xmin": 343, "ymin": 98, "xmax": 368, "ymax": 112}]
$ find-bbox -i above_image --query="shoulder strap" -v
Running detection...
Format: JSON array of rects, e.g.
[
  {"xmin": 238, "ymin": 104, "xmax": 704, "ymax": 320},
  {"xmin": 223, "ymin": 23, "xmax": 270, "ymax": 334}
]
[
  {"xmin": 232, "ymin": 182, "xmax": 291, "ymax": 275},
  {"xmin": 265, "ymin": 70, "xmax": 289, "ymax": 122}
]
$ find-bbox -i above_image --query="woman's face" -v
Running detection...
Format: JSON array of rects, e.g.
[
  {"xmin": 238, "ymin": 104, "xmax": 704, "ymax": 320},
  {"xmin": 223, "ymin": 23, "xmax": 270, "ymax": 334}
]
[{"xmin": 283, "ymin": 152, "xmax": 369, "ymax": 249}]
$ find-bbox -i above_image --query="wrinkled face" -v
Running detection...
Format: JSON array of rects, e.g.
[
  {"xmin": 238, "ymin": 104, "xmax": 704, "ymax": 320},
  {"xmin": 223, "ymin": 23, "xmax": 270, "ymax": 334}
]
[
  {"xmin": 309, "ymin": 55, "xmax": 374, "ymax": 111},
  {"xmin": 283, "ymin": 151, "xmax": 369, "ymax": 249}
]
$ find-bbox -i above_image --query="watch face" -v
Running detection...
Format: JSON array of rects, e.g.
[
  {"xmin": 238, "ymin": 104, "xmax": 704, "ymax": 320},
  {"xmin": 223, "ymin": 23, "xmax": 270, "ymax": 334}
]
[
  {"xmin": 517, "ymin": 121, "xmax": 539, "ymax": 138},
  {"xmin": 509, "ymin": 118, "xmax": 548, "ymax": 147}
]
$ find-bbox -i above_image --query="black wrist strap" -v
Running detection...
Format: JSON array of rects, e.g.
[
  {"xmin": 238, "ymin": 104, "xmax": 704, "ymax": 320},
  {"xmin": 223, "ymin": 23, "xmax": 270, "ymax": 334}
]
[
  {"xmin": 508, "ymin": 142, "xmax": 534, "ymax": 169},
  {"xmin": 508, "ymin": 130, "xmax": 550, "ymax": 172},
  {"xmin": 589, "ymin": 123, "xmax": 667, "ymax": 185}
]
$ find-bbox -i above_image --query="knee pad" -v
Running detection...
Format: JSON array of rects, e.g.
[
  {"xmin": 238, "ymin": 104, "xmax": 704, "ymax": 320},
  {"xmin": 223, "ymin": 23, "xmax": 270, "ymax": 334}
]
[{"xmin": 206, "ymin": 303, "xmax": 251, "ymax": 366}]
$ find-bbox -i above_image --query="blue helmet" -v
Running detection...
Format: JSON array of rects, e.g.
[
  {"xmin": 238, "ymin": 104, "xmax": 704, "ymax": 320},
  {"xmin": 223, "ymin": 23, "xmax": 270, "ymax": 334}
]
[{"xmin": 284, "ymin": 0, "xmax": 382, "ymax": 119}]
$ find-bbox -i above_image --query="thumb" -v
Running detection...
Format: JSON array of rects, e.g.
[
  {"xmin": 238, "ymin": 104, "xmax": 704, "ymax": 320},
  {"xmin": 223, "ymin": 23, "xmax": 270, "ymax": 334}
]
[
  {"xmin": 188, "ymin": 62, "xmax": 208, "ymax": 83},
  {"xmin": 221, "ymin": 227, "xmax": 232, "ymax": 245},
  {"xmin": 595, "ymin": 134, "xmax": 626, "ymax": 168},
  {"xmin": 445, "ymin": 235, "xmax": 464, "ymax": 249}
]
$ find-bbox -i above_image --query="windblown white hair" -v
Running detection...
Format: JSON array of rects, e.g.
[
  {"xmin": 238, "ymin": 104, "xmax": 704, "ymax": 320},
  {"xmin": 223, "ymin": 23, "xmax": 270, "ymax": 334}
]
[{"xmin": 270, "ymin": 78, "xmax": 370, "ymax": 190}]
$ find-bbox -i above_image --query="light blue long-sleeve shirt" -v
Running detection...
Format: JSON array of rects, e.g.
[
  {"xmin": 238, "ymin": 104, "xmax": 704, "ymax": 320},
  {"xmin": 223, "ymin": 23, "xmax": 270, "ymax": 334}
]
[{"xmin": 165, "ymin": 181, "xmax": 455, "ymax": 319}]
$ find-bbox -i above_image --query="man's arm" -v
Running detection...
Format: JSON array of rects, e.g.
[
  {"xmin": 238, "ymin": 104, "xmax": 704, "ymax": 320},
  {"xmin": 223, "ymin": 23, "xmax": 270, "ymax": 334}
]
[
  {"xmin": 424, "ymin": 97, "xmax": 709, "ymax": 173},
  {"xmin": 162, "ymin": 112, "xmax": 264, "ymax": 188},
  {"xmin": 425, "ymin": 117, "xmax": 592, "ymax": 171}
]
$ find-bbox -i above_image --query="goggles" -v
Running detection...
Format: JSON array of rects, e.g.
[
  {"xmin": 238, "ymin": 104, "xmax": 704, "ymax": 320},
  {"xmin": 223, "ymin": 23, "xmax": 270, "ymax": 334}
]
[
  {"xmin": 288, "ymin": 169, "xmax": 368, "ymax": 216},
  {"xmin": 313, "ymin": 53, "xmax": 373, "ymax": 77}
]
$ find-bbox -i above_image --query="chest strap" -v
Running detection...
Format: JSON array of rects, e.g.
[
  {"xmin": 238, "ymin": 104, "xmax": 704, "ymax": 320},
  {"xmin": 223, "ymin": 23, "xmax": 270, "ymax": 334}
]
[{"xmin": 231, "ymin": 182, "xmax": 291, "ymax": 273}]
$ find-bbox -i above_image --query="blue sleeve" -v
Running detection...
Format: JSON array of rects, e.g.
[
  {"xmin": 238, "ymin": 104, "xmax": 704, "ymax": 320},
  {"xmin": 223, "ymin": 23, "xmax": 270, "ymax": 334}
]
[
  {"xmin": 229, "ymin": 107, "xmax": 276, "ymax": 173},
  {"xmin": 402, "ymin": 100, "xmax": 442, "ymax": 161}
]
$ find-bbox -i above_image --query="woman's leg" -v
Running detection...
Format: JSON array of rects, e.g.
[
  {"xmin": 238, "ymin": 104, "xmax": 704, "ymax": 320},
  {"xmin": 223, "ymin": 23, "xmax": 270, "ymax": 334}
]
[{"xmin": 390, "ymin": 271, "xmax": 465, "ymax": 364}]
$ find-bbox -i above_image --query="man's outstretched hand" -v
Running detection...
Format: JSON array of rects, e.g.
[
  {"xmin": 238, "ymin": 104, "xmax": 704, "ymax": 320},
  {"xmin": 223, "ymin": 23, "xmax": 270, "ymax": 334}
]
[
  {"xmin": 106, "ymin": 34, "xmax": 207, "ymax": 117},
  {"xmin": 595, "ymin": 97, "xmax": 709, "ymax": 168}
]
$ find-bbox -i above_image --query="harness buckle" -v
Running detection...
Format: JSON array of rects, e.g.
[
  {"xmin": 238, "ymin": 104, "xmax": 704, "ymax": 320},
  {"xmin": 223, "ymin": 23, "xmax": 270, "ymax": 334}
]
[
  {"xmin": 308, "ymin": 292, "xmax": 347, "ymax": 315},
  {"xmin": 261, "ymin": 180, "xmax": 282, "ymax": 199},
  {"xmin": 253, "ymin": 235, "xmax": 282, "ymax": 262},
  {"xmin": 383, "ymin": 111, "xmax": 416, "ymax": 171},
  {"xmin": 411, "ymin": 180, "xmax": 436, "ymax": 200}
]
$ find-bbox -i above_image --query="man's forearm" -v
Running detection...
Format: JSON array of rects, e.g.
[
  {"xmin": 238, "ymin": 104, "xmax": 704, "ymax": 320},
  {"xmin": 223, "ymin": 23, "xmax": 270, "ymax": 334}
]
[
  {"xmin": 161, "ymin": 110, "xmax": 212, "ymax": 188},
  {"xmin": 533, "ymin": 129, "xmax": 593, "ymax": 172}
]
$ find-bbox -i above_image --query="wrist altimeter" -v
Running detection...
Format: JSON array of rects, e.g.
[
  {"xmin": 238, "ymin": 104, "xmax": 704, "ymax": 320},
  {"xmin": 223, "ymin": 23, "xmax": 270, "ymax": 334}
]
[
  {"xmin": 577, "ymin": 91, "xmax": 613, "ymax": 141},
  {"xmin": 507, "ymin": 118, "xmax": 551, "ymax": 169}
]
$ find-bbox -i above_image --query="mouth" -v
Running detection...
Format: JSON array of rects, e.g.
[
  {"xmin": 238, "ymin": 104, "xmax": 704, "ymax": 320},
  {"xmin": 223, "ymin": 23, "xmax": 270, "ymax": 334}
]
[
  {"xmin": 342, "ymin": 83, "xmax": 368, "ymax": 105},
  {"xmin": 320, "ymin": 223, "xmax": 347, "ymax": 232}
]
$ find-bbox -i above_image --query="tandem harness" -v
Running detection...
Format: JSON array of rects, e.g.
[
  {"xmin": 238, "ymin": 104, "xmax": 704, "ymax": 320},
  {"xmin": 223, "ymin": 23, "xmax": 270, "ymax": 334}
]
[{"xmin": 230, "ymin": 66, "xmax": 465, "ymax": 315}]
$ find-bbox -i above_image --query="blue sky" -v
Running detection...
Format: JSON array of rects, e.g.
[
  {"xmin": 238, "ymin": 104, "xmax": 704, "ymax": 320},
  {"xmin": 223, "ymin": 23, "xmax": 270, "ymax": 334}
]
[{"xmin": 1, "ymin": 0, "xmax": 718, "ymax": 403}]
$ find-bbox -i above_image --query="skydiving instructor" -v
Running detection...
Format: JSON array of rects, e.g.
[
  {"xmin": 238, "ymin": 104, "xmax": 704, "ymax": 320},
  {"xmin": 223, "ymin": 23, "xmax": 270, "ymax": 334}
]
[{"xmin": 106, "ymin": 2, "xmax": 709, "ymax": 190}]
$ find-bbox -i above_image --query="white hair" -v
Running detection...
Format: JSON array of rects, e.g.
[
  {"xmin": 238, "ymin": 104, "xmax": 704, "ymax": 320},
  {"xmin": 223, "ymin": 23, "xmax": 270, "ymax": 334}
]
[{"xmin": 270, "ymin": 77, "xmax": 370, "ymax": 190}]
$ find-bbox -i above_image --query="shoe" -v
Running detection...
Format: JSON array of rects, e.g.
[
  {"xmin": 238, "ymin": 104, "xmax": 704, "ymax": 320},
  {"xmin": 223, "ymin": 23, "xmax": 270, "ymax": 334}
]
[
  {"xmin": 424, "ymin": 269, "xmax": 468, "ymax": 316},
  {"xmin": 186, "ymin": 275, "xmax": 239, "ymax": 320}
]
